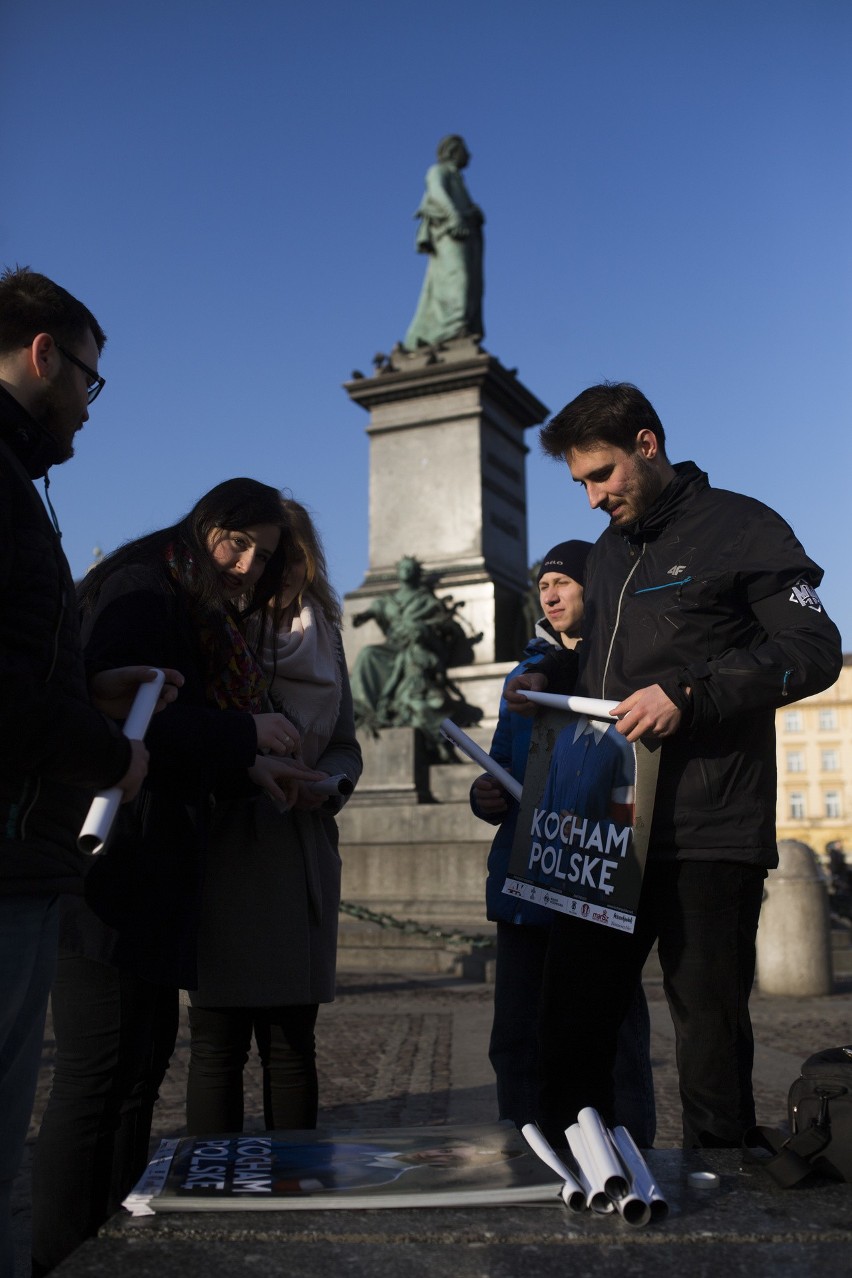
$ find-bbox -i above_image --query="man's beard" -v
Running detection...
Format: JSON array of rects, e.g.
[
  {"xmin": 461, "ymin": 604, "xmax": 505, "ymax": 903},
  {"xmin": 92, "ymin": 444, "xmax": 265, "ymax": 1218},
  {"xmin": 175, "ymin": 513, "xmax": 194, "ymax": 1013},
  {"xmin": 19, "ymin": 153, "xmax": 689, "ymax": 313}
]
[
  {"xmin": 31, "ymin": 381, "xmax": 76, "ymax": 463},
  {"xmin": 610, "ymin": 454, "xmax": 665, "ymax": 526}
]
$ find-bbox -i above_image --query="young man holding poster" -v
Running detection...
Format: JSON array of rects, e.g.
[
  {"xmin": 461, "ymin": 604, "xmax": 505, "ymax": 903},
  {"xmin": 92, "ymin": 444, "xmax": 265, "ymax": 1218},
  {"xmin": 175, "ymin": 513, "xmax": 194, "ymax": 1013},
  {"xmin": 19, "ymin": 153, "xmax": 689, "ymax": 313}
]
[
  {"xmin": 471, "ymin": 542, "xmax": 654, "ymax": 1145},
  {"xmin": 507, "ymin": 382, "xmax": 842, "ymax": 1148}
]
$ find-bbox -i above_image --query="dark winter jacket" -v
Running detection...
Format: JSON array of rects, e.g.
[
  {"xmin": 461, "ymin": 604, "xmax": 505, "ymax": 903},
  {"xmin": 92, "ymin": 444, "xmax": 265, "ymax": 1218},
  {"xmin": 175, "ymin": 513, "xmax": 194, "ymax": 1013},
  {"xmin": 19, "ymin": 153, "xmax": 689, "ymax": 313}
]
[
  {"xmin": 471, "ymin": 620, "xmax": 578, "ymax": 924},
  {"xmin": 541, "ymin": 462, "xmax": 842, "ymax": 866},
  {"xmin": 63, "ymin": 560, "xmax": 259, "ymax": 987},
  {"xmin": 0, "ymin": 386, "xmax": 131, "ymax": 895}
]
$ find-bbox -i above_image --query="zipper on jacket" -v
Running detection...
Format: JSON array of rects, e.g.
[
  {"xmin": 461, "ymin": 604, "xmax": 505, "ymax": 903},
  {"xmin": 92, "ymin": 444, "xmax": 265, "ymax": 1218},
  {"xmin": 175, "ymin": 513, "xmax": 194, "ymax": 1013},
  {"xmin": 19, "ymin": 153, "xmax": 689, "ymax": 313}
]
[
  {"xmin": 781, "ymin": 668, "xmax": 794, "ymax": 698},
  {"xmin": 634, "ymin": 576, "xmax": 693, "ymax": 594},
  {"xmin": 601, "ymin": 544, "xmax": 645, "ymax": 697}
]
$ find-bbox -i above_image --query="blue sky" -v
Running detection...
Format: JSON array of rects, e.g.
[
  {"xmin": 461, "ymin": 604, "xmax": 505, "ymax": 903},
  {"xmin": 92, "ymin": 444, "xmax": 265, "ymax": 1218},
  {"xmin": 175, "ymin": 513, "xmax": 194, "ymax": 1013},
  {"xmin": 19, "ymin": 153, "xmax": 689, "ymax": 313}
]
[{"xmin": 3, "ymin": 0, "xmax": 850, "ymax": 645}]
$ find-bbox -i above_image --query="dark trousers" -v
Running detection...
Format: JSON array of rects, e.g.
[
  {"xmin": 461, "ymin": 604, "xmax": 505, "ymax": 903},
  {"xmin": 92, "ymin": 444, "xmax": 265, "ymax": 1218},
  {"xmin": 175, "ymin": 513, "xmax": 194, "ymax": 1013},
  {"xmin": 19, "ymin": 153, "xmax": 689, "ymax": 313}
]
[
  {"xmin": 186, "ymin": 1003, "xmax": 319, "ymax": 1134},
  {"xmin": 490, "ymin": 919, "xmax": 656, "ymax": 1146},
  {"xmin": 31, "ymin": 957, "xmax": 178, "ymax": 1274},
  {"xmin": 0, "ymin": 895, "xmax": 58, "ymax": 1278},
  {"xmin": 538, "ymin": 860, "xmax": 766, "ymax": 1148}
]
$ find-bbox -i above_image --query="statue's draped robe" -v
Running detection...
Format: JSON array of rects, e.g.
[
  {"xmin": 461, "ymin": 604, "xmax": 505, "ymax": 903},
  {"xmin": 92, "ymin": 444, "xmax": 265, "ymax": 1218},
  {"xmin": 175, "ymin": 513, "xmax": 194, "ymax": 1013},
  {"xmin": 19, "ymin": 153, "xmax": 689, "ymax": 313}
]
[{"xmin": 404, "ymin": 162, "xmax": 484, "ymax": 350}]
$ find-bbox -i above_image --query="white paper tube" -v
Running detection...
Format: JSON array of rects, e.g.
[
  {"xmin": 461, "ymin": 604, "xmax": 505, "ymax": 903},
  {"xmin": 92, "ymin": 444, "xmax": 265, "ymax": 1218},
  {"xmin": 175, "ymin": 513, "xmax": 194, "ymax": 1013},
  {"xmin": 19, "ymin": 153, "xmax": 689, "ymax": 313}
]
[
  {"xmin": 439, "ymin": 719, "xmax": 523, "ymax": 803},
  {"xmin": 566, "ymin": 1124, "xmax": 613, "ymax": 1214},
  {"xmin": 78, "ymin": 670, "xmax": 165, "ymax": 856},
  {"xmin": 306, "ymin": 774, "xmax": 354, "ymax": 797},
  {"xmin": 611, "ymin": 1181, "xmax": 652, "ymax": 1228},
  {"xmin": 577, "ymin": 1107, "xmax": 630, "ymax": 1200},
  {"xmin": 521, "ymin": 1123, "xmax": 586, "ymax": 1212},
  {"xmin": 518, "ymin": 691, "xmax": 620, "ymax": 720},
  {"xmin": 611, "ymin": 1125, "xmax": 669, "ymax": 1221}
]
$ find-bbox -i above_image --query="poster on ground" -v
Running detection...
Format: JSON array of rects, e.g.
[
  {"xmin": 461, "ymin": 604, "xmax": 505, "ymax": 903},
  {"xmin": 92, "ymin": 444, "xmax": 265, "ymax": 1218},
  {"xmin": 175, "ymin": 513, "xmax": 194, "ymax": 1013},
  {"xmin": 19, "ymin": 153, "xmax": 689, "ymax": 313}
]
[
  {"xmin": 123, "ymin": 1126, "xmax": 564, "ymax": 1213},
  {"xmin": 503, "ymin": 709, "xmax": 660, "ymax": 933}
]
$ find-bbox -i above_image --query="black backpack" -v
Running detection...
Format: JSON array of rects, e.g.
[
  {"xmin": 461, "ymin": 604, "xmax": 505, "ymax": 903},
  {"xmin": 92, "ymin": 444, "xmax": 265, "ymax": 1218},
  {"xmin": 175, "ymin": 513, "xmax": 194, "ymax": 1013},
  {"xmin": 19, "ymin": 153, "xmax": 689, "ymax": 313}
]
[{"xmin": 743, "ymin": 1046, "xmax": 852, "ymax": 1186}]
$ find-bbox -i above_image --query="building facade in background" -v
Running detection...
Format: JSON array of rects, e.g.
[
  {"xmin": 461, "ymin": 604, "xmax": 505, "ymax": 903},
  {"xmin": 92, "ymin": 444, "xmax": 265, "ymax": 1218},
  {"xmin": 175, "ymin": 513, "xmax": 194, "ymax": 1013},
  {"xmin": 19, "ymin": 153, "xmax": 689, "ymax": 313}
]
[{"xmin": 775, "ymin": 654, "xmax": 852, "ymax": 857}]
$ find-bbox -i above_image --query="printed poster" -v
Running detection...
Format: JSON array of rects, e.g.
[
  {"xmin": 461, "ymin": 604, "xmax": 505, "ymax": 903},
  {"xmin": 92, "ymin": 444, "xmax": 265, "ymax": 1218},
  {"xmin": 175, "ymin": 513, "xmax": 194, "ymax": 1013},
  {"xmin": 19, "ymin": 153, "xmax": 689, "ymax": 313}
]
[
  {"xmin": 504, "ymin": 708, "xmax": 660, "ymax": 933},
  {"xmin": 125, "ymin": 1126, "xmax": 563, "ymax": 1212}
]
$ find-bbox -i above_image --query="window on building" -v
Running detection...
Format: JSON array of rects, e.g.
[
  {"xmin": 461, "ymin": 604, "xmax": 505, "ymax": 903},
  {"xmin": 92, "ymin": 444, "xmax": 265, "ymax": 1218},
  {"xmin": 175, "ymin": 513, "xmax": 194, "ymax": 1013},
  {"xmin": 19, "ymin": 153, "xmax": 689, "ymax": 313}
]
[
  {"xmin": 786, "ymin": 752, "xmax": 804, "ymax": 772},
  {"xmin": 789, "ymin": 792, "xmax": 806, "ymax": 819},
  {"xmin": 821, "ymin": 750, "xmax": 839, "ymax": 772},
  {"xmin": 825, "ymin": 792, "xmax": 841, "ymax": 819},
  {"xmin": 818, "ymin": 709, "xmax": 838, "ymax": 731},
  {"xmin": 783, "ymin": 710, "xmax": 803, "ymax": 733}
]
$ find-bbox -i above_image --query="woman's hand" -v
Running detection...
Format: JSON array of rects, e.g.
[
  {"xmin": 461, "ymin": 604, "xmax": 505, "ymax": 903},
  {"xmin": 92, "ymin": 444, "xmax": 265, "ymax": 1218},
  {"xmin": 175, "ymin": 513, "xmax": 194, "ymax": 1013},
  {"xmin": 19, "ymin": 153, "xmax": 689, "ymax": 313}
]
[
  {"xmin": 293, "ymin": 772, "xmax": 331, "ymax": 811},
  {"xmin": 252, "ymin": 712, "xmax": 301, "ymax": 757},
  {"xmin": 89, "ymin": 666, "xmax": 184, "ymax": 718},
  {"xmin": 115, "ymin": 739, "xmax": 150, "ymax": 804},
  {"xmin": 248, "ymin": 755, "xmax": 323, "ymax": 810}
]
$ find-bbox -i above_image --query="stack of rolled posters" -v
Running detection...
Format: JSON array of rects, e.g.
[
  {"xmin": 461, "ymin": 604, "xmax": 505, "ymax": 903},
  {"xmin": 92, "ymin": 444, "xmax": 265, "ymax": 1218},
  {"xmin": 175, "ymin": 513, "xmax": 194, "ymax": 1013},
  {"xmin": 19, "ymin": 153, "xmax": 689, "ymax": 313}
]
[
  {"xmin": 78, "ymin": 670, "xmax": 166, "ymax": 856},
  {"xmin": 439, "ymin": 718, "xmax": 523, "ymax": 803},
  {"xmin": 522, "ymin": 1109, "xmax": 668, "ymax": 1228}
]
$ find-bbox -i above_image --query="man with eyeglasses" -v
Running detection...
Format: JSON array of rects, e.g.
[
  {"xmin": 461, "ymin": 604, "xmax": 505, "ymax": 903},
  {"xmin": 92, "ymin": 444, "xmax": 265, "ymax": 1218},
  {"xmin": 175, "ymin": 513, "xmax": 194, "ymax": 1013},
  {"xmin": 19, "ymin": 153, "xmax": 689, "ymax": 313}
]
[{"xmin": 0, "ymin": 266, "xmax": 180, "ymax": 1278}]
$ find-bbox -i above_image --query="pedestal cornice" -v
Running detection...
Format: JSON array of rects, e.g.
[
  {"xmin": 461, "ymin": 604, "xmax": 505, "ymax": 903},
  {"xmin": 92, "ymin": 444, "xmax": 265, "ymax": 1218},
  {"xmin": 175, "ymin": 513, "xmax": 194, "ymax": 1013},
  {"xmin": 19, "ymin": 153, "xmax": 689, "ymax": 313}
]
[{"xmin": 343, "ymin": 336, "xmax": 548, "ymax": 429}]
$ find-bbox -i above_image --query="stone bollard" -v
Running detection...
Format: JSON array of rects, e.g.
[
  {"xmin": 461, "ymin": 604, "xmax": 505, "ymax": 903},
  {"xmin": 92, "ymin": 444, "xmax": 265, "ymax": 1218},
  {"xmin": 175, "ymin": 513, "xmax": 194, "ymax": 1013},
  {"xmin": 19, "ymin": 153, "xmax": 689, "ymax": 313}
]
[{"xmin": 757, "ymin": 839, "xmax": 833, "ymax": 996}]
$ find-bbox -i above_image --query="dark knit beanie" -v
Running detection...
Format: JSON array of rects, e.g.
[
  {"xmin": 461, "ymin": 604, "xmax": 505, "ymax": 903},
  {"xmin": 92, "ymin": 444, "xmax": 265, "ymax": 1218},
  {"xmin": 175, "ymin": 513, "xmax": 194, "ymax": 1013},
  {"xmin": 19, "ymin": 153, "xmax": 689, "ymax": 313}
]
[{"xmin": 539, "ymin": 540, "xmax": 593, "ymax": 587}]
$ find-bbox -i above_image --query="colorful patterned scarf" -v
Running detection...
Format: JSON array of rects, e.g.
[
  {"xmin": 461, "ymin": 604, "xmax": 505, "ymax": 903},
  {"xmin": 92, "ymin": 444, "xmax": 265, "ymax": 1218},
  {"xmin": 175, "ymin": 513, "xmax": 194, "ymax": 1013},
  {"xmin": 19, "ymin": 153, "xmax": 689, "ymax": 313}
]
[{"xmin": 164, "ymin": 542, "xmax": 268, "ymax": 712}]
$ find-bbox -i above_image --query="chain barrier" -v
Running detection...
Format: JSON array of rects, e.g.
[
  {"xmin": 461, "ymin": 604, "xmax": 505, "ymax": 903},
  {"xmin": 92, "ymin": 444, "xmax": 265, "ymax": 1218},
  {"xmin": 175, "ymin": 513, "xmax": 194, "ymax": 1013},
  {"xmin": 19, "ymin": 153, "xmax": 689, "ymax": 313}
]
[{"xmin": 339, "ymin": 899, "xmax": 495, "ymax": 950}]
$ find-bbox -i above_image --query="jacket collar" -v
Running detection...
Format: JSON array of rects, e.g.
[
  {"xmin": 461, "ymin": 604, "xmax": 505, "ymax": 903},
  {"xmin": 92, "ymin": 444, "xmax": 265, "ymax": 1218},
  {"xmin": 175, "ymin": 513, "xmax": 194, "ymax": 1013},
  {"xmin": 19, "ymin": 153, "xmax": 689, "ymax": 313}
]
[
  {"xmin": 615, "ymin": 460, "xmax": 709, "ymax": 543},
  {"xmin": 531, "ymin": 615, "xmax": 565, "ymax": 649},
  {"xmin": 0, "ymin": 383, "xmax": 63, "ymax": 479}
]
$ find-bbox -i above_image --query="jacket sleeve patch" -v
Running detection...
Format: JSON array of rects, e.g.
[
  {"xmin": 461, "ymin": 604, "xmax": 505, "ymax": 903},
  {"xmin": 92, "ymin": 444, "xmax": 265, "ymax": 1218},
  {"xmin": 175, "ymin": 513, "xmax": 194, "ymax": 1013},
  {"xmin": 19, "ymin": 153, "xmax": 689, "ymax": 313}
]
[{"xmin": 789, "ymin": 579, "xmax": 823, "ymax": 612}]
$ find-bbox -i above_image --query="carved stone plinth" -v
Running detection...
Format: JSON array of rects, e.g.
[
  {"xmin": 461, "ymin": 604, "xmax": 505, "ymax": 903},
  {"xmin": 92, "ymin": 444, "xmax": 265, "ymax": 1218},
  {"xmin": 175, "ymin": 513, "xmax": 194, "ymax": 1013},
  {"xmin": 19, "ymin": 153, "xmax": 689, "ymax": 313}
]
[{"xmin": 342, "ymin": 335, "xmax": 548, "ymax": 672}]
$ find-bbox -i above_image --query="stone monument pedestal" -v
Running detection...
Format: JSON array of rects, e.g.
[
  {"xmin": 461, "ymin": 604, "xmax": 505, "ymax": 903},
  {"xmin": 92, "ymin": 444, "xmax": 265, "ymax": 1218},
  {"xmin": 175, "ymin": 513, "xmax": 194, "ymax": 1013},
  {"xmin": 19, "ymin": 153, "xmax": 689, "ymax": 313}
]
[
  {"xmin": 342, "ymin": 335, "xmax": 548, "ymax": 687},
  {"xmin": 337, "ymin": 338, "xmax": 547, "ymax": 960}
]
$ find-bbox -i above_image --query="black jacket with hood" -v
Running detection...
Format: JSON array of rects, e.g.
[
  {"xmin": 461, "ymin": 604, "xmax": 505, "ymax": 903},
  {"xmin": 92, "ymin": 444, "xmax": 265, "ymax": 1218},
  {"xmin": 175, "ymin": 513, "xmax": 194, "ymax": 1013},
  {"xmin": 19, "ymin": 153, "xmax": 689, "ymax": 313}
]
[
  {"xmin": 542, "ymin": 462, "xmax": 842, "ymax": 867},
  {"xmin": 0, "ymin": 384, "xmax": 131, "ymax": 895}
]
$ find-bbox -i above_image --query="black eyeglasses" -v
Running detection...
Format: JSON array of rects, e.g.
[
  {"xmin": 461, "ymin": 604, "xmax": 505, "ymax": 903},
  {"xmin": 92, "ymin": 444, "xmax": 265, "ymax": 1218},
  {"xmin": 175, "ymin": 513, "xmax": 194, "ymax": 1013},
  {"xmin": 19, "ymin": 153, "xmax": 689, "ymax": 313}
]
[{"xmin": 56, "ymin": 344, "xmax": 106, "ymax": 405}]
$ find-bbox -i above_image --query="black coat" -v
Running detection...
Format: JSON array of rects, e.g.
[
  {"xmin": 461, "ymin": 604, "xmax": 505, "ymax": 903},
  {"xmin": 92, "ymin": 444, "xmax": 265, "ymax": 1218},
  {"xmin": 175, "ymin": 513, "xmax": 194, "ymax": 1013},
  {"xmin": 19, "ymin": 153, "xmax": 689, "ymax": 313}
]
[
  {"xmin": 544, "ymin": 463, "xmax": 842, "ymax": 865},
  {"xmin": 69, "ymin": 561, "xmax": 258, "ymax": 987},
  {"xmin": 0, "ymin": 386, "xmax": 131, "ymax": 895}
]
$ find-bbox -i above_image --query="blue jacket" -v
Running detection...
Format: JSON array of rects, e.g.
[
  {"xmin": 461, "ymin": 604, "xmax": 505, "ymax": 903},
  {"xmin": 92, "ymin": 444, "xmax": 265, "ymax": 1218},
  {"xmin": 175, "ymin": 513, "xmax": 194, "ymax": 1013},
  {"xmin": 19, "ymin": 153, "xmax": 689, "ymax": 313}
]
[{"xmin": 470, "ymin": 621, "xmax": 578, "ymax": 925}]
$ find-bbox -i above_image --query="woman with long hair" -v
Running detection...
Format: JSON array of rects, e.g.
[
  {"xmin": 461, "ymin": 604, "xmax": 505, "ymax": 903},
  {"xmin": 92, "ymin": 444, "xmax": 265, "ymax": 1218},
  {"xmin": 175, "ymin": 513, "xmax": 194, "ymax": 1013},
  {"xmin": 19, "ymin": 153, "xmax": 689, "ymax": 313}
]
[
  {"xmin": 186, "ymin": 497, "xmax": 362, "ymax": 1133},
  {"xmin": 31, "ymin": 479, "xmax": 320, "ymax": 1275}
]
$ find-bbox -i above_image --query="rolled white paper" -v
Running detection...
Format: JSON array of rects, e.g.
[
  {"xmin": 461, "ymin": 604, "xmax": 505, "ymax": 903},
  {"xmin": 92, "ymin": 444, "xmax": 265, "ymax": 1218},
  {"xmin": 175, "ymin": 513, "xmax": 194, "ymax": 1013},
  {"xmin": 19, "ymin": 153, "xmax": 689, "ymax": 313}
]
[
  {"xmin": 521, "ymin": 1123, "xmax": 586, "ymax": 1212},
  {"xmin": 518, "ymin": 691, "xmax": 620, "ymax": 720},
  {"xmin": 306, "ymin": 774, "xmax": 354, "ymax": 797},
  {"xmin": 78, "ymin": 670, "xmax": 166, "ymax": 856},
  {"xmin": 577, "ymin": 1106, "xmax": 630, "ymax": 1200},
  {"xmin": 439, "ymin": 719, "xmax": 523, "ymax": 803},
  {"xmin": 611, "ymin": 1125, "xmax": 669, "ymax": 1221},
  {"xmin": 612, "ymin": 1184, "xmax": 652, "ymax": 1228},
  {"xmin": 566, "ymin": 1124, "xmax": 613, "ymax": 1214}
]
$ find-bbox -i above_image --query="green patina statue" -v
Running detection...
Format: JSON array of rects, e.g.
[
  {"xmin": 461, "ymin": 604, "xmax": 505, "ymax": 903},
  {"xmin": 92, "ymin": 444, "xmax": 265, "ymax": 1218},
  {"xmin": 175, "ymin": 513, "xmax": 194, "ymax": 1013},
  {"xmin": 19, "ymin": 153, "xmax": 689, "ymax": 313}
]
[
  {"xmin": 403, "ymin": 135, "xmax": 485, "ymax": 351},
  {"xmin": 350, "ymin": 556, "xmax": 481, "ymax": 757}
]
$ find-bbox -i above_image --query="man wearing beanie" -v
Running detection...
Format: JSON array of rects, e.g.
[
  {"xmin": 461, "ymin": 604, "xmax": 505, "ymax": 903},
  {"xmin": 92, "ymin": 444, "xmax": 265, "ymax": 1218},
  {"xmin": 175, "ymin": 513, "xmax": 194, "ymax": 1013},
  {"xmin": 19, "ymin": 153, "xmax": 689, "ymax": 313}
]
[{"xmin": 469, "ymin": 541, "xmax": 655, "ymax": 1142}]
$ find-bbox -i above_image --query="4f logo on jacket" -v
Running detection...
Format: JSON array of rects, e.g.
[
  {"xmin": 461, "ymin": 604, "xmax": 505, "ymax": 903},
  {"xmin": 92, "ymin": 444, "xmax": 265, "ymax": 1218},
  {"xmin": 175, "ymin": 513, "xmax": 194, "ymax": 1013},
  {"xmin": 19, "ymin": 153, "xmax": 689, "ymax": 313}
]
[{"xmin": 789, "ymin": 580, "xmax": 823, "ymax": 612}]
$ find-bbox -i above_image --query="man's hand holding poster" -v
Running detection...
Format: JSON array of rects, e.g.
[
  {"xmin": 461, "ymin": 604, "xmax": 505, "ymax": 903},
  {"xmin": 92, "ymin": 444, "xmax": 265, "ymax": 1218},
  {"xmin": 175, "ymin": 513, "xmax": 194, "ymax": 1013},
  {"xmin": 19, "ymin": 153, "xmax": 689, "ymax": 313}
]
[{"xmin": 504, "ymin": 708, "xmax": 660, "ymax": 933}]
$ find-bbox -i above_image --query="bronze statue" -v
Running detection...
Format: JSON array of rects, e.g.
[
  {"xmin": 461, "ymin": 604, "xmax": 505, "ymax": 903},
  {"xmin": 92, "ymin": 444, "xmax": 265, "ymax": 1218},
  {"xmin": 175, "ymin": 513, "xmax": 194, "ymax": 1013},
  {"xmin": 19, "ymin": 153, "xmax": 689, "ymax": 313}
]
[
  {"xmin": 350, "ymin": 556, "xmax": 481, "ymax": 756},
  {"xmin": 403, "ymin": 135, "xmax": 484, "ymax": 350}
]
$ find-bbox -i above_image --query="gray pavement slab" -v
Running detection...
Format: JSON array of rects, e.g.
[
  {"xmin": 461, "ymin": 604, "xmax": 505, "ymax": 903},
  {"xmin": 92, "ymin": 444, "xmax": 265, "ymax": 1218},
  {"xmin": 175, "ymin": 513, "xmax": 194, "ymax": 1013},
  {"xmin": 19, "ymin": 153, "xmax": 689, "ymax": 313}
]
[
  {"xmin": 15, "ymin": 972, "xmax": 852, "ymax": 1277},
  {"xmin": 50, "ymin": 1151, "xmax": 852, "ymax": 1278}
]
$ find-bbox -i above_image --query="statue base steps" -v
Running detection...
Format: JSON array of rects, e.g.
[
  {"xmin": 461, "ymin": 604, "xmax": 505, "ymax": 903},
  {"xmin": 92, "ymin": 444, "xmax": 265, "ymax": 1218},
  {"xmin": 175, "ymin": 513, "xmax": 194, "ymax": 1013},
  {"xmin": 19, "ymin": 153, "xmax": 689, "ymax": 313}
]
[{"xmin": 338, "ymin": 726, "xmax": 505, "ymax": 975}]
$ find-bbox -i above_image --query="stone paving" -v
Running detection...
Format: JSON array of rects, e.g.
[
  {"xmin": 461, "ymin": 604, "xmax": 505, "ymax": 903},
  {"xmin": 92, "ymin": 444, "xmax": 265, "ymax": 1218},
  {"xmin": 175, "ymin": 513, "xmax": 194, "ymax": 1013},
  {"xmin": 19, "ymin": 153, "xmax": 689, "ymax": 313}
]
[{"xmin": 13, "ymin": 970, "xmax": 852, "ymax": 1276}]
